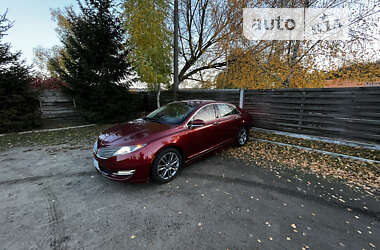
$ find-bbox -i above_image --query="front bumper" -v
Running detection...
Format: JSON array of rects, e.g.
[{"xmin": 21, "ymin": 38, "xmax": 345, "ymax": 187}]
[
  {"xmin": 93, "ymin": 157, "xmax": 136, "ymax": 181},
  {"xmin": 92, "ymin": 148, "xmax": 153, "ymax": 182}
]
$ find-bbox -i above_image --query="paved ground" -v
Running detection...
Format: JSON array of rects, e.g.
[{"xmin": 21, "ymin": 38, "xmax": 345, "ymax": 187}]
[{"xmin": 0, "ymin": 144, "xmax": 379, "ymax": 250}]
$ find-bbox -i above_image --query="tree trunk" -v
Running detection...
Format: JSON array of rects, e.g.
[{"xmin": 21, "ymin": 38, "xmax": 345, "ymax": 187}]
[
  {"xmin": 156, "ymin": 83, "xmax": 161, "ymax": 108},
  {"xmin": 173, "ymin": 0, "xmax": 179, "ymax": 100}
]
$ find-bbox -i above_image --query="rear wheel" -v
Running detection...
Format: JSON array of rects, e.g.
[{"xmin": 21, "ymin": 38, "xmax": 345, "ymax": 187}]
[
  {"xmin": 151, "ymin": 148, "xmax": 182, "ymax": 183},
  {"xmin": 237, "ymin": 127, "xmax": 248, "ymax": 146}
]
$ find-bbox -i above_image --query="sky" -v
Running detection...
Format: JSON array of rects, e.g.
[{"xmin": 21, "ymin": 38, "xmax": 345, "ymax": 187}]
[
  {"xmin": 1, "ymin": 0, "xmax": 78, "ymax": 65},
  {"xmin": 1, "ymin": 1, "xmax": 378, "ymax": 74}
]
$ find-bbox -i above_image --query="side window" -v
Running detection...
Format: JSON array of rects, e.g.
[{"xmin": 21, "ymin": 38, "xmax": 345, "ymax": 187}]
[
  {"xmin": 193, "ymin": 105, "xmax": 216, "ymax": 122},
  {"xmin": 217, "ymin": 104, "xmax": 239, "ymax": 117}
]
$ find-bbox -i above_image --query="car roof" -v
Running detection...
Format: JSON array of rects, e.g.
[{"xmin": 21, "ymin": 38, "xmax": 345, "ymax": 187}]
[
  {"xmin": 170, "ymin": 100, "xmax": 236, "ymax": 110},
  {"xmin": 172, "ymin": 100, "xmax": 218, "ymax": 108},
  {"xmin": 180, "ymin": 99, "xmax": 216, "ymax": 104}
]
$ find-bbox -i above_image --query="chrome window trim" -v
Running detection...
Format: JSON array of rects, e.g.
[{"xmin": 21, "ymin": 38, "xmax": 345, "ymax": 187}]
[
  {"xmin": 216, "ymin": 103, "xmax": 241, "ymax": 118},
  {"xmin": 192, "ymin": 104, "xmax": 218, "ymax": 122},
  {"xmin": 184, "ymin": 102, "xmax": 238, "ymax": 128},
  {"xmin": 184, "ymin": 103, "xmax": 215, "ymax": 128}
]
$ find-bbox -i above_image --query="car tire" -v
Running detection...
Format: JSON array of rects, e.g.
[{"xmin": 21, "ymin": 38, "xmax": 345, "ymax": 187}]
[
  {"xmin": 237, "ymin": 127, "xmax": 248, "ymax": 146},
  {"xmin": 151, "ymin": 148, "xmax": 183, "ymax": 183}
]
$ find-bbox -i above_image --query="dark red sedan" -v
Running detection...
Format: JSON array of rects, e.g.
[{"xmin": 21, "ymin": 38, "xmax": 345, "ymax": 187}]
[{"xmin": 93, "ymin": 100, "xmax": 250, "ymax": 183}]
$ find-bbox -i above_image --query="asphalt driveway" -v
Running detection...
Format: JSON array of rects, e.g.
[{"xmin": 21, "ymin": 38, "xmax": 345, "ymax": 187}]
[{"xmin": 0, "ymin": 144, "xmax": 378, "ymax": 250}]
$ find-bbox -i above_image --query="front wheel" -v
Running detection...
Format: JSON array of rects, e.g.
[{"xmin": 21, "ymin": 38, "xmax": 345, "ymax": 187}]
[
  {"xmin": 237, "ymin": 127, "xmax": 248, "ymax": 146},
  {"xmin": 151, "ymin": 148, "xmax": 183, "ymax": 183}
]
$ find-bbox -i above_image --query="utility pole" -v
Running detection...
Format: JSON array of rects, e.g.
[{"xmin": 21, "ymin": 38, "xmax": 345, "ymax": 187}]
[{"xmin": 173, "ymin": 0, "xmax": 179, "ymax": 100}]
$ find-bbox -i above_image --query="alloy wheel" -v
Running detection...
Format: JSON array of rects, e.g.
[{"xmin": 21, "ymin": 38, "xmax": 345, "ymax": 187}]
[
  {"xmin": 238, "ymin": 128, "xmax": 248, "ymax": 145},
  {"xmin": 157, "ymin": 152, "xmax": 180, "ymax": 180}
]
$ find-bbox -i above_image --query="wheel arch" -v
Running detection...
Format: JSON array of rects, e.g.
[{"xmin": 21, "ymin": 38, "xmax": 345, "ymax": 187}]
[
  {"xmin": 152, "ymin": 144, "xmax": 185, "ymax": 165},
  {"xmin": 150, "ymin": 144, "xmax": 184, "ymax": 183},
  {"xmin": 244, "ymin": 124, "xmax": 250, "ymax": 136}
]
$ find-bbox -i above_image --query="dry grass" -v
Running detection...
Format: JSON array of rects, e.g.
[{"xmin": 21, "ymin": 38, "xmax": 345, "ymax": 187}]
[
  {"xmin": 253, "ymin": 131, "xmax": 380, "ymax": 161},
  {"xmin": 224, "ymin": 132, "xmax": 380, "ymax": 195}
]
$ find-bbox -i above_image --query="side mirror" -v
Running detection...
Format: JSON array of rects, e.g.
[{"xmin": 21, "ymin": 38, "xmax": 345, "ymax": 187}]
[{"xmin": 188, "ymin": 119, "xmax": 206, "ymax": 129}]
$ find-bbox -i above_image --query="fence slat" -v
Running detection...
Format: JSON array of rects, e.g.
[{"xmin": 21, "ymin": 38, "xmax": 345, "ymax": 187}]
[
  {"xmin": 245, "ymin": 86, "xmax": 380, "ymax": 144},
  {"xmin": 39, "ymin": 90, "xmax": 79, "ymax": 121}
]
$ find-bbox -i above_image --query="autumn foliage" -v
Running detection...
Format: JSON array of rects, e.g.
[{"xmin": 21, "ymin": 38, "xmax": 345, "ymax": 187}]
[
  {"xmin": 327, "ymin": 61, "xmax": 380, "ymax": 84},
  {"xmin": 215, "ymin": 44, "xmax": 325, "ymax": 89},
  {"xmin": 31, "ymin": 77, "xmax": 70, "ymax": 90},
  {"xmin": 209, "ymin": 0, "xmax": 379, "ymax": 89}
]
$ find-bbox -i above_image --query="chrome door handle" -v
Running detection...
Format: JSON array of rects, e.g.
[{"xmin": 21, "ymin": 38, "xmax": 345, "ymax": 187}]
[{"xmin": 213, "ymin": 122, "xmax": 219, "ymax": 126}]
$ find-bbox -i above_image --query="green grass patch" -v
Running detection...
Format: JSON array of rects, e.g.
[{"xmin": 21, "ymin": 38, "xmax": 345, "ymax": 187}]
[{"xmin": 0, "ymin": 124, "xmax": 111, "ymax": 152}]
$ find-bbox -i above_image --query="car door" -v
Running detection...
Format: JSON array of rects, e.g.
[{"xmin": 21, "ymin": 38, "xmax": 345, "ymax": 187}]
[
  {"xmin": 181, "ymin": 104, "xmax": 219, "ymax": 159},
  {"xmin": 214, "ymin": 103, "xmax": 242, "ymax": 143}
]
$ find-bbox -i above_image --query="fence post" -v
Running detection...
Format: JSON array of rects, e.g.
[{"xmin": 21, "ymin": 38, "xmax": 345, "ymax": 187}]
[{"xmin": 239, "ymin": 88, "xmax": 244, "ymax": 108}]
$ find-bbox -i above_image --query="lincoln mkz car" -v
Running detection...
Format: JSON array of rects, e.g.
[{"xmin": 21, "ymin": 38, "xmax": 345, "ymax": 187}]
[{"xmin": 93, "ymin": 100, "xmax": 251, "ymax": 183}]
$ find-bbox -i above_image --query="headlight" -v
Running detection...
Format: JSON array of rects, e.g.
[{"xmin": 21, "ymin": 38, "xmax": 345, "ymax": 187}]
[{"xmin": 113, "ymin": 144, "xmax": 147, "ymax": 156}]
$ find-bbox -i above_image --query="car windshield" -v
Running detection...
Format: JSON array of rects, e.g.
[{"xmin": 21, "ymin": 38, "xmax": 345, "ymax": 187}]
[{"xmin": 145, "ymin": 102, "xmax": 197, "ymax": 125}]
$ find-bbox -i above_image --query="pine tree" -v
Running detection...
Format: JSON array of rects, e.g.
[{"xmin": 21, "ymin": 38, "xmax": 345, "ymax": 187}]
[
  {"xmin": 0, "ymin": 11, "xmax": 41, "ymax": 132},
  {"xmin": 50, "ymin": 0, "xmax": 138, "ymax": 121}
]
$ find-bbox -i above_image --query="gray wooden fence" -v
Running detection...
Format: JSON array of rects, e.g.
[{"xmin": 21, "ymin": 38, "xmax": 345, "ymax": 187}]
[
  {"xmin": 244, "ymin": 87, "xmax": 380, "ymax": 144},
  {"xmin": 40, "ymin": 87, "xmax": 380, "ymax": 144},
  {"xmin": 39, "ymin": 90, "xmax": 79, "ymax": 121},
  {"xmin": 149, "ymin": 87, "xmax": 380, "ymax": 144}
]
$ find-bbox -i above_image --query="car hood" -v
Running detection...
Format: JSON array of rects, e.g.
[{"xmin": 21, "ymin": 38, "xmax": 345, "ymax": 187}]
[{"xmin": 98, "ymin": 119, "xmax": 174, "ymax": 147}]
